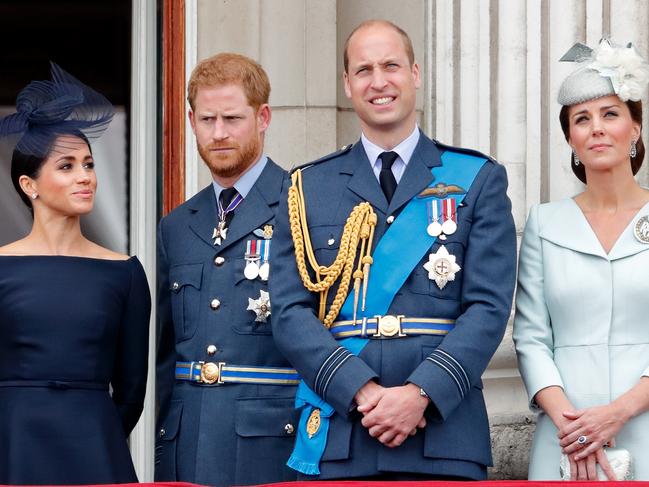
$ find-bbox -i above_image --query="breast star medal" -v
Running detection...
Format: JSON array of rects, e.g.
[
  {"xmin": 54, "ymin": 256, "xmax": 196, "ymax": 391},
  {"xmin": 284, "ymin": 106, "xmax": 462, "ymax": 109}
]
[
  {"xmin": 306, "ymin": 408, "xmax": 321, "ymax": 438},
  {"xmin": 423, "ymin": 245, "xmax": 461, "ymax": 290},
  {"xmin": 247, "ymin": 289, "xmax": 271, "ymax": 322},
  {"xmin": 634, "ymin": 215, "xmax": 649, "ymax": 244}
]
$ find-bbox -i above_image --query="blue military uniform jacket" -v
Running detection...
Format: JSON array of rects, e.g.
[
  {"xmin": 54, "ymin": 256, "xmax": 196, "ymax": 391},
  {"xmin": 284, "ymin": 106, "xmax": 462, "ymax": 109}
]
[
  {"xmin": 270, "ymin": 132, "xmax": 516, "ymax": 479},
  {"xmin": 155, "ymin": 159, "xmax": 299, "ymax": 487}
]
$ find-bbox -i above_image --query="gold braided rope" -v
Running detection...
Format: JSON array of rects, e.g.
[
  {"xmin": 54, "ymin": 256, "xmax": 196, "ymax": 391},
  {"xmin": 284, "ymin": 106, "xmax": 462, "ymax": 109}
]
[{"xmin": 288, "ymin": 168, "xmax": 377, "ymax": 328}]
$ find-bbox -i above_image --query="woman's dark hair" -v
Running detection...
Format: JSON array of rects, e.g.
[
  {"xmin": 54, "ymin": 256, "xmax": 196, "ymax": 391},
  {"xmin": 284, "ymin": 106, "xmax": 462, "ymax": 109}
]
[
  {"xmin": 10, "ymin": 131, "xmax": 91, "ymax": 209},
  {"xmin": 559, "ymin": 99, "xmax": 645, "ymax": 184}
]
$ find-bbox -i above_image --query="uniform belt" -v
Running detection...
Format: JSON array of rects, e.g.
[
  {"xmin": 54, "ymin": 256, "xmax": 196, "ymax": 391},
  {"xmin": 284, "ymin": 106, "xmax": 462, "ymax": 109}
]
[
  {"xmin": 0, "ymin": 379, "xmax": 108, "ymax": 390},
  {"xmin": 175, "ymin": 361, "xmax": 300, "ymax": 386},
  {"xmin": 329, "ymin": 315, "xmax": 455, "ymax": 339}
]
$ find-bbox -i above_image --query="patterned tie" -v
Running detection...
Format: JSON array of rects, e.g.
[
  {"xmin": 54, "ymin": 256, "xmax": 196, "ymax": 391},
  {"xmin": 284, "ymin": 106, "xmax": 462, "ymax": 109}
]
[{"xmin": 379, "ymin": 151, "xmax": 399, "ymax": 203}]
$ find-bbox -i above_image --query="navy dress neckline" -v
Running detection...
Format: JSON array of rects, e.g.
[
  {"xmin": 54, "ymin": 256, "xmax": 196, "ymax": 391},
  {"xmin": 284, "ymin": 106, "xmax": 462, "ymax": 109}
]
[{"xmin": 0, "ymin": 255, "xmax": 151, "ymax": 485}]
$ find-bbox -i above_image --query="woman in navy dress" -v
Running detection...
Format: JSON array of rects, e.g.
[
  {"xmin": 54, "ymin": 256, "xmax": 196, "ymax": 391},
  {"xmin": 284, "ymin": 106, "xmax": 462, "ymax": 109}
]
[{"xmin": 0, "ymin": 64, "xmax": 151, "ymax": 485}]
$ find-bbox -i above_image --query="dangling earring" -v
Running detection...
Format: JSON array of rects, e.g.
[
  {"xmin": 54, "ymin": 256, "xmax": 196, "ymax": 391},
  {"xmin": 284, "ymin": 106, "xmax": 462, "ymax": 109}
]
[
  {"xmin": 572, "ymin": 148, "xmax": 580, "ymax": 166},
  {"xmin": 630, "ymin": 140, "xmax": 638, "ymax": 158},
  {"xmin": 30, "ymin": 193, "xmax": 38, "ymax": 200}
]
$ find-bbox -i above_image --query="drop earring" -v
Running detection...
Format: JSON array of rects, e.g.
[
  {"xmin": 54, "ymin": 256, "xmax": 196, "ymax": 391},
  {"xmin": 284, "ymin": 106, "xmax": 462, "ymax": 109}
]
[
  {"xmin": 572, "ymin": 148, "xmax": 580, "ymax": 166},
  {"xmin": 630, "ymin": 140, "xmax": 638, "ymax": 158}
]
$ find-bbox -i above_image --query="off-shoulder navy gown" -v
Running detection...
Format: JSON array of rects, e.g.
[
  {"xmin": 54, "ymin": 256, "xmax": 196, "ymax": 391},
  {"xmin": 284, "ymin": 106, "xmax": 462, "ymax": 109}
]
[{"xmin": 0, "ymin": 256, "xmax": 151, "ymax": 485}]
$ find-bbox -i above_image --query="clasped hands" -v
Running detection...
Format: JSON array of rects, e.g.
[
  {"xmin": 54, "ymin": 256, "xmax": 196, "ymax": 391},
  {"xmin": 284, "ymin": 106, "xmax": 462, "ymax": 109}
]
[
  {"xmin": 353, "ymin": 380, "xmax": 429, "ymax": 448},
  {"xmin": 557, "ymin": 404, "xmax": 628, "ymax": 480}
]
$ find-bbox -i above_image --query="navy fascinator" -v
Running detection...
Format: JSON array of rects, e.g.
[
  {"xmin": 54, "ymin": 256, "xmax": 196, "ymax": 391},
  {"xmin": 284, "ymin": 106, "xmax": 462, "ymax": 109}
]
[{"xmin": 0, "ymin": 62, "xmax": 115, "ymax": 158}]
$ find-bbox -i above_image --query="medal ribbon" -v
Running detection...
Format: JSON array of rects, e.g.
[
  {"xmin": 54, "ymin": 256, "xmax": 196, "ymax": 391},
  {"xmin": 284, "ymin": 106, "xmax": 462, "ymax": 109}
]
[
  {"xmin": 443, "ymin": 198, "xmax": 457, "ymax": 225},
  {"xmin": 245, "ymin": 240, "xmax": 261, "ymax": 258},
  {"xmin": 261, "ymin": 239, "xmax": 270, "ymax": 263},
  {"xmin": 428, "ymin": 199, "xmax": 440, "ymax": 224},
  {"xmin": 217, "ymin": 192, "xmax": 244, "ymax": 221}
]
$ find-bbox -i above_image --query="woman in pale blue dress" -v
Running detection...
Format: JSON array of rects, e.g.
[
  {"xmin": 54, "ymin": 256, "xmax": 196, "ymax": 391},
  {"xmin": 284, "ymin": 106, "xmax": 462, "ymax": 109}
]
[{"xmin": 514, "ymin": 40, "xmax": 649, "ymax": 481}]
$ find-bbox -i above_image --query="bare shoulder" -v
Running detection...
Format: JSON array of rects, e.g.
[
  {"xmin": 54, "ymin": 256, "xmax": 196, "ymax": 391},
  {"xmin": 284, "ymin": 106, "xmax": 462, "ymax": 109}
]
[
  {"xmin": 86, "ymin": 242, "xmax": 131, "ymax": 261},
  {"xmin": 0, "ymin": 239, "xmax": 30, "ymax": 255}
]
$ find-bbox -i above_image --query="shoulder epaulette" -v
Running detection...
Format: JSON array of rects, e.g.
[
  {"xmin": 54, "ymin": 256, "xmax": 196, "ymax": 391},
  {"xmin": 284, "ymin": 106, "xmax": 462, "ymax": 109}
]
[
  {"xmin": 290, "ymin": 143, "xmax": 354, "ymax": 174},
  {"xmin": 433, "ymin": 139, "xmax": 497, "ymax": 164}
]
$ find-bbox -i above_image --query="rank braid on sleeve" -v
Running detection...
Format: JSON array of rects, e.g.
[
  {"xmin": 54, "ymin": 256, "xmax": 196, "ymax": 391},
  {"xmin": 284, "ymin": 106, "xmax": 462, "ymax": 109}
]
[{"xmin": 288, "ymin": 168, "xmax": 377, "ymax": 328}]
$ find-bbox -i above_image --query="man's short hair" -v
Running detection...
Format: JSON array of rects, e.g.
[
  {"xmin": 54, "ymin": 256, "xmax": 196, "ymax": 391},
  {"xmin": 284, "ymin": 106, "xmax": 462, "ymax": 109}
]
[
  {"xmin": 187, "ymin": 52, "xmax": 270, "ymax": 111},
  {"xmin": 343, "ymin": 19, "xmax": 415, "ymax": 73}
]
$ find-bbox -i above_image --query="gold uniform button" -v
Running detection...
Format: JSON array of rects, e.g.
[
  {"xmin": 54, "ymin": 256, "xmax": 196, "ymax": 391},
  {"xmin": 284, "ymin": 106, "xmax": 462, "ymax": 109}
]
[
  {"xmin": 206, "ymin": 345, "xmax": 217, "ymax": 355},
  {"xmin": 386, "ymin": 215, "xmax": 395, "ymax": 224},
  {"xmin": 210, "ymin": 299, "xmax": 221, "ymax": 310},
  {"xmin": 171, "ymin": 282, "xmax": 180, "ymax": 290},
  {"xmin": 214, "ymin": 256, "xmax": 225, "ymax": 266},
  {"xmin": 284, "ymin": 423, "xmax": 295, "ymax": 435}
]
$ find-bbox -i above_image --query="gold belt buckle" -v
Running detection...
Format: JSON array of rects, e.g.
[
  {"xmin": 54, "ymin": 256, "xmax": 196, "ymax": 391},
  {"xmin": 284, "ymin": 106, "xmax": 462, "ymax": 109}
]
[
  {"xmin": 200, "ymin": 361, "xmax": 225, "ymax": 384},
  {"xmin": 373, "ymin": 315, "xmax": 406, "ymax": 338}
]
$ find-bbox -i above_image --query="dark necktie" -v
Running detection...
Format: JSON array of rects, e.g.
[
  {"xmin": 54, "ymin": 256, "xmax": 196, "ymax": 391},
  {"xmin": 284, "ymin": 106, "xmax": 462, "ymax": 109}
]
[
  {"xmin": 219, "ymin": 187, "xmax": 240, "ymax": 227},
  {"xmin": 379, "ymin": 151, "xmax": 399, "ymax": 203}
]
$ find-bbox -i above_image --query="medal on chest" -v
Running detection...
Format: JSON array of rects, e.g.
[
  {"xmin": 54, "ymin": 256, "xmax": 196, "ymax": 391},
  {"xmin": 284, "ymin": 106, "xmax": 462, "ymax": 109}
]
[
  {"xmin": 440, "ymin": 198, "xmax": 457, "ymax": 236},
  {"xmin": 213, "ymin": 192, "xmax": 244, "ymax": 246},
  {"xmin": 426, "ymin": 197, "xmax": 457, "ymax": 241},
  {"xmin": 247, "ymin": 289, "xmax": 272, "ymax": 322},
  {"xmin": 244, "ymin": 239, "xmax": 272, "ymax": 281},
  {"xmin": 258, "ymin": 239, "xmax": 271, "ymax": 281},
  {"xmin": 423, "ymin": 245, "xmax": 461, "ymax": 290},
  {"xmin": 426, "ymin": 199, "xmax": 443, "ymax": 237},
  {"xmin": 244, "ymin": 239, "xmax": 261, "ymax": 279}
]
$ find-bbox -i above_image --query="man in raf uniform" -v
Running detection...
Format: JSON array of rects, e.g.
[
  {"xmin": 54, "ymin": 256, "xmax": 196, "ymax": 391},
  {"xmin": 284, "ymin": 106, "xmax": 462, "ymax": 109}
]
[
  {"xmin": 156, "ymin": 53, "xmax": 299, "ymax": 487},
  {"xmin": 270, "ymin": 20, "xmax": 516, "ymax": 480}
]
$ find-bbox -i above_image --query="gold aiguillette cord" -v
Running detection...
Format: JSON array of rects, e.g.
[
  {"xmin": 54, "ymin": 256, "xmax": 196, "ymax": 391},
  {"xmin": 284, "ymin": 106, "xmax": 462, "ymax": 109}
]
[{"xmin": 288, "ymin": 169, "xmax": 377, "ymax": 328}]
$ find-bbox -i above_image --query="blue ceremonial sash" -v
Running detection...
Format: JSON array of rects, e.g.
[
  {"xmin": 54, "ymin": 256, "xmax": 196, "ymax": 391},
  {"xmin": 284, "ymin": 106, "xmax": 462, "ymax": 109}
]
[
  {"xmin": 363, "ymin": 151, "xmax": 486, "ymax": 312},
  {"xmin": 287, "ymin": 150, "xmax": 487, "ymax": 475}
]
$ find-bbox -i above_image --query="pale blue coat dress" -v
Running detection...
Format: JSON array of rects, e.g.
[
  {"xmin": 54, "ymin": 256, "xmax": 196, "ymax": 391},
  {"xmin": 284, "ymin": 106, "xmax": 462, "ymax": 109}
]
[{"xmin": 514, "ymin": 198, "xmax": 649, "ymax": 480}]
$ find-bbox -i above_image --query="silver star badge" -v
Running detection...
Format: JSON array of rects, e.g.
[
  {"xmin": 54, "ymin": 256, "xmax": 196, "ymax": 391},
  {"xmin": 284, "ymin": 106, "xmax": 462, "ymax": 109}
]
[
  {"xmin": 423, "ymin": 245, "xmax": 461, "ymax": 290},
  {"xmin": 247, "ymin": 289, "xmax": 271, "ymax": 322}
]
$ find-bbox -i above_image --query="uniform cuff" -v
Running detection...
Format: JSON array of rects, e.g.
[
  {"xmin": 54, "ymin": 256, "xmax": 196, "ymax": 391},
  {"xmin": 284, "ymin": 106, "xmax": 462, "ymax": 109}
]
[
  {"xmin": 407, "ymin": 349, "xmax": 470, "ymax": 421},
  {"xmin": 314, "ymin": 349, "xmax": 377, "ymax": 417}
]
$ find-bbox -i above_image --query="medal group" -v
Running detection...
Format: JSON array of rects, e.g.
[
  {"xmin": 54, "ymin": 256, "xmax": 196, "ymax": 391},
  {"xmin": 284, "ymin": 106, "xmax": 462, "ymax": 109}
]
[
  {"xmin": 423, "ymin": 195, "xmax": 462, "ymax": 290},
  {"xmin": 213, "ymin": 210, "xmax": 275, "ymax": 323}
]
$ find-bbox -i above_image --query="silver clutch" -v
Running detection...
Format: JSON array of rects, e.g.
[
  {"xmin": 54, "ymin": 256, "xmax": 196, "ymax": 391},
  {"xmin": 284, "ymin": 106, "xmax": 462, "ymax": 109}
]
[{"xmin": 559, "ymin": 448, "xmax": 633, "ymax": 480}]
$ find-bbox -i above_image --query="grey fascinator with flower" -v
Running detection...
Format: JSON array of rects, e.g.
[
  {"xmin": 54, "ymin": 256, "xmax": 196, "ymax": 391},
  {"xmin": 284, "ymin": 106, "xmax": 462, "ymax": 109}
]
[
  {"xmin": 0, "ymin": 62, "xmax": 114, "ymax": 158},
  {"xmin": 557, "ymin": 39, "xmax": 649, "ymax": 106}
]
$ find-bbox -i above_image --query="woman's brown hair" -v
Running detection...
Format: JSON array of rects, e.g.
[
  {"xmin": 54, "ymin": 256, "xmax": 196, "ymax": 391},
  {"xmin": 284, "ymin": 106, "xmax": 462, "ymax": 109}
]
[{"xmin": 559, "ymin": 100, "xmax": 645, "ymax": 184}]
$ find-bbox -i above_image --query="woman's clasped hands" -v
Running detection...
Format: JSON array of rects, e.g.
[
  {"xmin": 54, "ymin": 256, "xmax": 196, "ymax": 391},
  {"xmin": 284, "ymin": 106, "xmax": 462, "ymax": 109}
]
[{"xmin": 557, "ymin": 403, "xmax": 629, "ymax": 480}]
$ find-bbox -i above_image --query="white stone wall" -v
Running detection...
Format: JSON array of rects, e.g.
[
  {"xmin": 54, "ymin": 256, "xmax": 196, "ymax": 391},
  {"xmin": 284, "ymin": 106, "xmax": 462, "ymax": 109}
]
[{"xmin": 189, "ymin": 0, "xmax": 649, "ymax": 476}]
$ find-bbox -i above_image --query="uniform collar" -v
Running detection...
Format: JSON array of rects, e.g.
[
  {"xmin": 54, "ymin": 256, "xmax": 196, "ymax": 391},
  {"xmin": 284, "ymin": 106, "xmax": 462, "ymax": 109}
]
[
  {"xmin": 361, "ymin": 125, "xmax": 420, "ymax": 171},
  {"xmin": 212, "ymin": 154, "xmax": 268, "ymax": 200}
]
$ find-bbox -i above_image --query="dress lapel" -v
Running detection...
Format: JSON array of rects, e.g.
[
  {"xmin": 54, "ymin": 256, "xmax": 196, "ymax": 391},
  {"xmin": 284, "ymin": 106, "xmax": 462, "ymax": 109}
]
[
  {"xmin": 608, "ymin": 201, "xmax": 649, "ymax": 260},
  {"xmin": 538, "ymin": 198, "xmax": 649, "ymax": 260}
]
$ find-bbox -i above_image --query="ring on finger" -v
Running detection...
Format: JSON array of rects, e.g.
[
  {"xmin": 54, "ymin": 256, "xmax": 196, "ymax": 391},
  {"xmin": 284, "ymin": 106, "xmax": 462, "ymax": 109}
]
[{"xmin": 577, "ymin": 435, "xmax": 588, "ymax": 445}]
